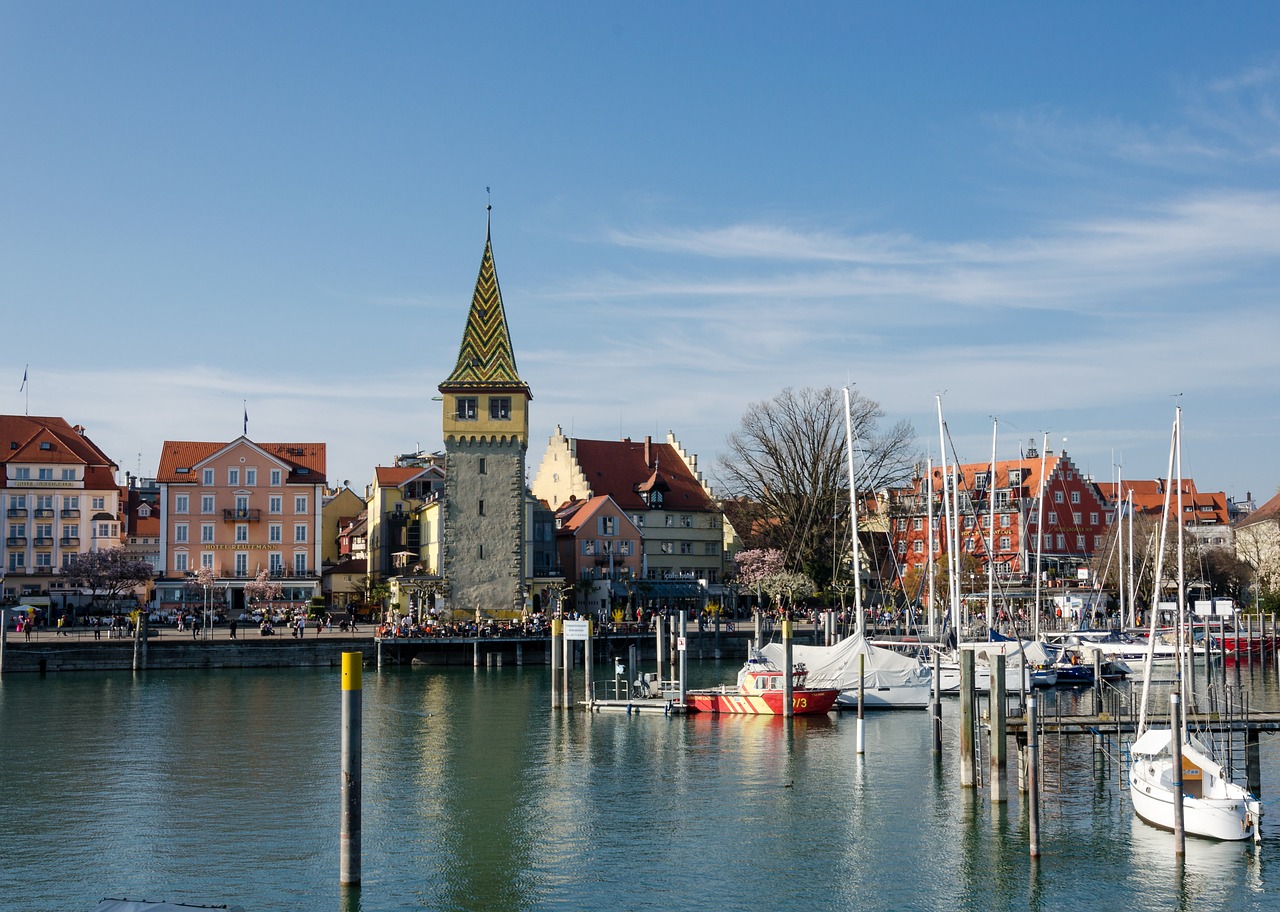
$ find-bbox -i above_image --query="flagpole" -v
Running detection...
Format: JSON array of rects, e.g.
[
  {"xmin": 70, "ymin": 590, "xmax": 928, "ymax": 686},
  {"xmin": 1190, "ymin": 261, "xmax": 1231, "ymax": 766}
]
[{"xmin": 19, "ymin": 365, "xmax": 28, "ymax": 416}]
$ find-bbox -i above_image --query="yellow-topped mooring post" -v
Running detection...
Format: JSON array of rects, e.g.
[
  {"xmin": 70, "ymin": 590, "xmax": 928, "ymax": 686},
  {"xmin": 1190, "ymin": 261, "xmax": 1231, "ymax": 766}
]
[
  {"xmin": 340, "ymin": 652, "xmax": 362, "ymax": 887},
  {"xmin": 551, "ymin": 617, "xmax": 563, "ymax": 710}
]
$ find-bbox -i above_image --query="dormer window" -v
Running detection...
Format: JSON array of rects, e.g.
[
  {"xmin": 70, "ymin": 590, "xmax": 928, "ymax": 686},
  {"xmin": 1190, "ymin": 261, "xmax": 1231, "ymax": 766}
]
[{"xmin": 648, "ymin": 490, "xmax": 664, "ymax": 508}]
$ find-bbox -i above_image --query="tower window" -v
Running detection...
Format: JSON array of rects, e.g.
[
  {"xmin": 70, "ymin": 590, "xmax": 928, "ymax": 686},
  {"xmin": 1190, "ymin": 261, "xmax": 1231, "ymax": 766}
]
[
  {"xmin": 489, "ymin": 397, "xmax": 511, "ymax": 420},
  {"xmin": 456, "ymin": 397, "xmax": 478, "ymax": 420},
  {"xmin": 478, "ymin": 458, "xmax": 486, "ymax": 475},
  {"xmin": 478, "ymin": 499, "xmax": 485, "ymax": 516}
]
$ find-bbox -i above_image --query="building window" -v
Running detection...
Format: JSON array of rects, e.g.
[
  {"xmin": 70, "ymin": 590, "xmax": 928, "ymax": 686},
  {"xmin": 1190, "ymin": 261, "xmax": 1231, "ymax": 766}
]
[
  {"xmin": 174, "ymin": 524, "xmax": 189, "ymax": 543},
  {"xmin": 1095, "ymin": 535, "xmax": 1105, "ymax": 548},
  {"xmin": 244, "ymin": 468, "xmax": 255, "ymax": 486},
  {"xmin": 270, "ymin": 469, "xmax": 282, "ymax": 486},
  {"xmin": 1089, "ymin": 512, "xmax": 1099, "ymax": 525},
  {"xmin": 38, "ymin": 468, "xmax": 53, "ymax": 480},
  {"xmin": 175, "ymin": 495, "xmax": 189, "ymax": 514},
  {"xmin": 1048, "ymin": 512, "xmax": 1057, "ymax": 525},
  {"xmin": 269, "ymin": 523, "xmax": 282, "ymax": 543},
  {"xmin": 61, "ymin": 468, "xmax": 76, "ymax": 481},
  {"xmin": 1056, "ymin": 534, "xmax": 1066, "ymax": 549},
  {"xmin": 294, "ymin": 553, "xmax": 307, "ymax": 575},
  {"xmin": 665, "ymin": 515, "xmax": 675, "ymax": 528},
  {"xmin": 228, "ymin": 468, "xmax": 239, "ymax": 486},
  {"xmin": 1071, "ymin": 491, "xmax": 1081, "ymax": 504},
  {"xmin": 478, "ymin": 543, "xmax": 485, "ymax": 559},
  {"xmin": 200, "ymin": 553, "xmax": 215, "ymax": 570},
  {"xmin": 235, "ymin": 553, "xmax": 248, "ymax": 577},
  {"xmin": 203, "ymin": 468, "xmax": 214, "ymax": 485},
  {"xmin": 456, "ymin": 397, "xmax": 478, "ymax": 420},
  {"xmin": 660, "ymin": 542, "xmax": 674, "ymax": 554},
  {"xmin": 174, "ymin": 553, "xmax": 188, "ymax": 572},
  {"xmin": 201, "ymin": 495, "xmax": 215, "ymax": 514},
  {"xmin": 13, "ymin": 468, "xmax": 30, "ymax": 480},
  {"xmin": 478, "ymin": 499, "xmax": 485, "ymax": 516},
  {"xmin": 680, "ymin": 542, "xmax": 693, "ymax": 555},
  {"xmin": 489, "ymin": 397, "xmax": 511, "ymax": 420},
  {"xmin": 913, "ymin": 517, "xmax": 923, "ymax": 531},
  {"xmin": 294, "ymin": 524, "xmax": 307, "ymax": 542},
  {"xmin": 478, "ymin": 457, "xmax": 486, "ymax": 475},
  {"xmin": 1054, "ymin": 491, "xmax": 1064, "ymax": 503},
  {"xmin": 680, "ymin": 515, "xmax": 693, "ymax": 528},
  {"xmin": 269, "ymin": 552, "xmax": 283, "ymax": 573},
  {"xmin": 600, "ymin": 516, "xmax": 616, "ymax": 535},
  {"xmin": 631, "ymin": 514, "xmax": 645, "ymax": 528},
  {"xmin": 618, "ymin": 540, "xmax": 634, "ymax": 556},
  {"xmin": 294, "ymin": 495, "xmax": 308, "ymax": 514},
  {"xmin": 234, "ymin": 524, "xmax": 248, "ymax": 543},
  {"xmin": 269, "ymin": 495, "xmax": 282, "ymax": 514},
  {"xmin": 1076, "ymin": 535, "xmax": 1086, "ymax": 550},
  {"xmin": 999, "ymin": 536, "xmax": 1011, "ymax": 550},
  {"xmin": 705, "ymin": 542, "xmax": 719, "ymax": 556},
  {"xmin": 582, "ymin": 540, "xmax": 596, "ymax": 555}
]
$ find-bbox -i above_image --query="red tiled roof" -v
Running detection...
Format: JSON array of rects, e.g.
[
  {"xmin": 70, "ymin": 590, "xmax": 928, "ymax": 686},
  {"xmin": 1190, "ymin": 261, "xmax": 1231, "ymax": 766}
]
[
  {"xmin": 375, "ymin": 466, "xmax": 427, "ymax": 487},
  {"xmin": 572, "ymin": 438, "xmax": 714, "ymax": 512},
  {"xmin": 0, "ymin": 415, "xmax": 117, "ymax": 486}
]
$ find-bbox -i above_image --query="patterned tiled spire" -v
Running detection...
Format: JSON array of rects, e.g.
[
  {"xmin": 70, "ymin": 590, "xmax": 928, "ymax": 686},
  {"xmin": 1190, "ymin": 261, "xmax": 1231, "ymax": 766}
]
[{"xmin": 441, "ymin": 214, "xmax": 528, "ymax": 391}]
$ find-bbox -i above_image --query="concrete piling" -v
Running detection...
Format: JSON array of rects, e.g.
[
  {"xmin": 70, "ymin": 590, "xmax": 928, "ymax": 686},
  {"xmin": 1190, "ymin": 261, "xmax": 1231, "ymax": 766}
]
[{"xmin": 340, "ymin": 651, "xmax": 362, "ymax": 887}]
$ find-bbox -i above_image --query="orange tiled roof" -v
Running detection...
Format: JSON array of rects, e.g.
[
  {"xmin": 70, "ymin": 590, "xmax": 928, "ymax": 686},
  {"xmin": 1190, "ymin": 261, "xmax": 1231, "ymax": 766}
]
[
  {"xmin": 157, "ymin": 438, "xmax": 326, "ymax": 484},
  {"xmin": 375, "ymin": 466, "xmax": 428, "ymax": 487},
  {"xmin": 0, "ymin": 415, "xmax": 117, "ymax": 486}
]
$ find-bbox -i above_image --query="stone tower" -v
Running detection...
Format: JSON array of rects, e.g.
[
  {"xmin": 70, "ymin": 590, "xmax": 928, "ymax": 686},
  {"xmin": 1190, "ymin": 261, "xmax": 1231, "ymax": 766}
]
[{"xmin": 438, "ymin": 213, "xmax": 531, "ymax": 616}]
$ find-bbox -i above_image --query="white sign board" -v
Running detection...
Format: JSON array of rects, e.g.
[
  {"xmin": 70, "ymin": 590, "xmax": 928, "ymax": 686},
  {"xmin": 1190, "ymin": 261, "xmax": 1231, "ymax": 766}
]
[
  {"xmin": 677, "ymin": 636, "xmax": 687, "ymax": 652},
  {"xmin": 563, "ymin": 620, "xmax": 590, "ymax": 641}
]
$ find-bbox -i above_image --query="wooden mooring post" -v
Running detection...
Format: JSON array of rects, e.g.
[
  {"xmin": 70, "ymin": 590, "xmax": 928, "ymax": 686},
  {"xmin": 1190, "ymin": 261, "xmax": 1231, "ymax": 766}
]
[
  {"xmin": 959, "ymin": 649, "xmax": 976, "ymax": 787},
  {"xmin": 1027, "ymin": 694, "xmax": 1041, "ymax": 858},
  {"xmin": 550, "ymin": 617, "xmax": 563, "ymax": 709},
  {"xmin": 990, "ymin": 653, "xmax": 1007, "ymax": 803}
]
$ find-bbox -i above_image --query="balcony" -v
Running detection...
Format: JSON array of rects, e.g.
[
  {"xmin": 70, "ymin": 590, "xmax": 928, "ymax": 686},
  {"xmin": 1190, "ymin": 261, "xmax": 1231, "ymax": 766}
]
[
  {"xmin": 33, "ymin": 537, "xmax": 55, "ymax": 547},
  {"xmin": 33, "ymin": 508, "xmax": 55, "ymax": 519},
  {"xmin": 5, "ymin": 536, "xmax": 26, "ymax": 547},
  {"xmin": 6, "ymin": 508, "xmax": 28, "ymax": 518},
  {"xmin": 60, "ymin": 509, "xmax": 80, "ymax": 519},
  {"xmin": 223, "ymin": 508, "xmax": 261, "ymax": 522},
  {"xmin": 60, "ymin": 536, "xmax": 80, "ymax": 545}
]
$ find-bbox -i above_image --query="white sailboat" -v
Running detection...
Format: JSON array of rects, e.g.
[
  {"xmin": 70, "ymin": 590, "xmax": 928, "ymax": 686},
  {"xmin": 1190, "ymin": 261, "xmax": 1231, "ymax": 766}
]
[{"xmin": 1128, "ymin": 407, "xmax": 1261, "ymax": 842}]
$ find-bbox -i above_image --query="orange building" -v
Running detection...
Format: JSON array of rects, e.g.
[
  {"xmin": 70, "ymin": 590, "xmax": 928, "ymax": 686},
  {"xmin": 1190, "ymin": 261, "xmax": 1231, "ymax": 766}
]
[{"xmin": 154, "ymin": 436, "xmax": 327, "ymax": 618}]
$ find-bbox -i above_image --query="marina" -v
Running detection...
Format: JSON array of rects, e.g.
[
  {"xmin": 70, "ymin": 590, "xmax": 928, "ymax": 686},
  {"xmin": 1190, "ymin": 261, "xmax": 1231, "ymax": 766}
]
[{"xmin": 3, "ymin": 651, "xmax": 1280, "ymax": 911}]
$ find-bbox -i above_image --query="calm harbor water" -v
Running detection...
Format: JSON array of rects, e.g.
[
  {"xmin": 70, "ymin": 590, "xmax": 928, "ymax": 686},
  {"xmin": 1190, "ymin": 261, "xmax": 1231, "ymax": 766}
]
[{"xmin": 2, "ymin": 657, "xmax": 1280, "ymax": 912}]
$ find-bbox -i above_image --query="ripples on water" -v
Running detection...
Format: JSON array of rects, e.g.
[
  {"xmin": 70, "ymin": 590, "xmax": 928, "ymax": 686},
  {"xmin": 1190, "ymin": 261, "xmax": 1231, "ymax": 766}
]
[{"xmin": 1, "ymin": 662, "xmax": 1279, "ymax": 911}]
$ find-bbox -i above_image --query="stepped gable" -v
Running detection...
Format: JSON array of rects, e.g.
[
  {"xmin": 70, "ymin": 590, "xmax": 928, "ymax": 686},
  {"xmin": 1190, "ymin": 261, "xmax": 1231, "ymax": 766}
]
[
  {"xmin": 440, "ymin": 218, "xmax": 529, "ymax": 395},
  {"xmin": 573, "ymin": 438, "xmax": 715, "ymax": 512}
]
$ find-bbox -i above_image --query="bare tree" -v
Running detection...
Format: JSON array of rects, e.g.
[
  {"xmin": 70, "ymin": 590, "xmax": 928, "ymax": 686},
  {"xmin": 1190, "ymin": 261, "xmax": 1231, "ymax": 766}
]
[{"xmin": 717, "ymin": 386, "xmax": 916, "ymax": 589}]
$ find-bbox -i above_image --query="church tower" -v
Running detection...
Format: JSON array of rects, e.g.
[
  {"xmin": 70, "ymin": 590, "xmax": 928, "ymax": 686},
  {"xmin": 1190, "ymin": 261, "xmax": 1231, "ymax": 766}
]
[{"xmin": 439, "ymin": 212, "xmax": 531, "ymax": 616}]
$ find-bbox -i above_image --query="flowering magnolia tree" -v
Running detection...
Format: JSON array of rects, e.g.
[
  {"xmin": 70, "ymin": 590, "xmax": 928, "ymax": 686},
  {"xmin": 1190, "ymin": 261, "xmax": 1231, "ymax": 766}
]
[
  {"xmin": 763, "ymin": 570, "xmax": 816, "ymax": 612},
  {"xmin": 734, "ymin": 549, "xmax": 787, "ymax": 588},
  {"xmin": 244, "ymin": 569, "xmax": 283, "ymax": 614}
]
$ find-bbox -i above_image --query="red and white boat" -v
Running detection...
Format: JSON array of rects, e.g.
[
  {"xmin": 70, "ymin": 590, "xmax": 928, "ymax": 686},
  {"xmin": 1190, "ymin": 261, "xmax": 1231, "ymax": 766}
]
[{"xmin": 686, "ymin": 656, "xmax": 839, "ymax": 715}]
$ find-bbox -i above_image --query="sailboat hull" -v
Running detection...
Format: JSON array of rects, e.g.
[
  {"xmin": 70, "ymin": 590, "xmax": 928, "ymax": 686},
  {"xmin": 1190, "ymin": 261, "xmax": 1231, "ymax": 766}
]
[{"xmin": 1129, "ymin": 764, "xmax": 1259, "ymax": 841}]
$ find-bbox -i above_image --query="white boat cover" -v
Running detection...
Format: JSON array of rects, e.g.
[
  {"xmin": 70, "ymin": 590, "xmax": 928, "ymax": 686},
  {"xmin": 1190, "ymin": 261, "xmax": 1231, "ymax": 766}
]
[{"xmin": 760, "ymin": 634, "xmax": 927, "ymax": 692}]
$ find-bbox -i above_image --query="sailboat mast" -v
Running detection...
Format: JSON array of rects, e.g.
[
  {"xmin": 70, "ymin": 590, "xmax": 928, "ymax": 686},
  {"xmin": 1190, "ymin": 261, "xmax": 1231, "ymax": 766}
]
[
  {"xmin": 987, "ymin": 418, "xmax": 998, "ymax": 637},
  {"xmin": 1174, "ymin": 406, "xmax": 1189, "ymax": 741},
  {"xmin": 936, "ymin": 397, "xmax": 959, "ymax": 642},
  {"xmin": 1033, "ymin": 433, "xmax": 1048, "ymax": 639},
  {"xmin": 1117, "ymin": 464, "xmax": 1126, "ymax": 630},
  {"xmin": 1137, "ymin": 411, "xmax": 1179, "ymax": 736},
  {"xmin": 926, "ymin": 457, "xmax": 936, "ymax": 637},
  {"xmin": 843, "ymin": 387, "xmax": 865, "ymax": 637}
]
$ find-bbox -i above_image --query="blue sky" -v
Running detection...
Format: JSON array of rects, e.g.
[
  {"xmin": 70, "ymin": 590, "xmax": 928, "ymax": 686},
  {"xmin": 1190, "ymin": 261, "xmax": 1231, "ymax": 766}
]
[{"xmin": 3, "ymin": 3, "xmax": 1278, "ymax": 504}]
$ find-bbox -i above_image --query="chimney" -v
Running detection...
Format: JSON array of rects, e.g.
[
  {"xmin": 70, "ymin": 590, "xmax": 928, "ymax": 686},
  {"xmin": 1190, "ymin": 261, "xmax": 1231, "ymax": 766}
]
[{"xmin": 644, "ymin": 436, "xmax": 652, "ymax": 468}]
